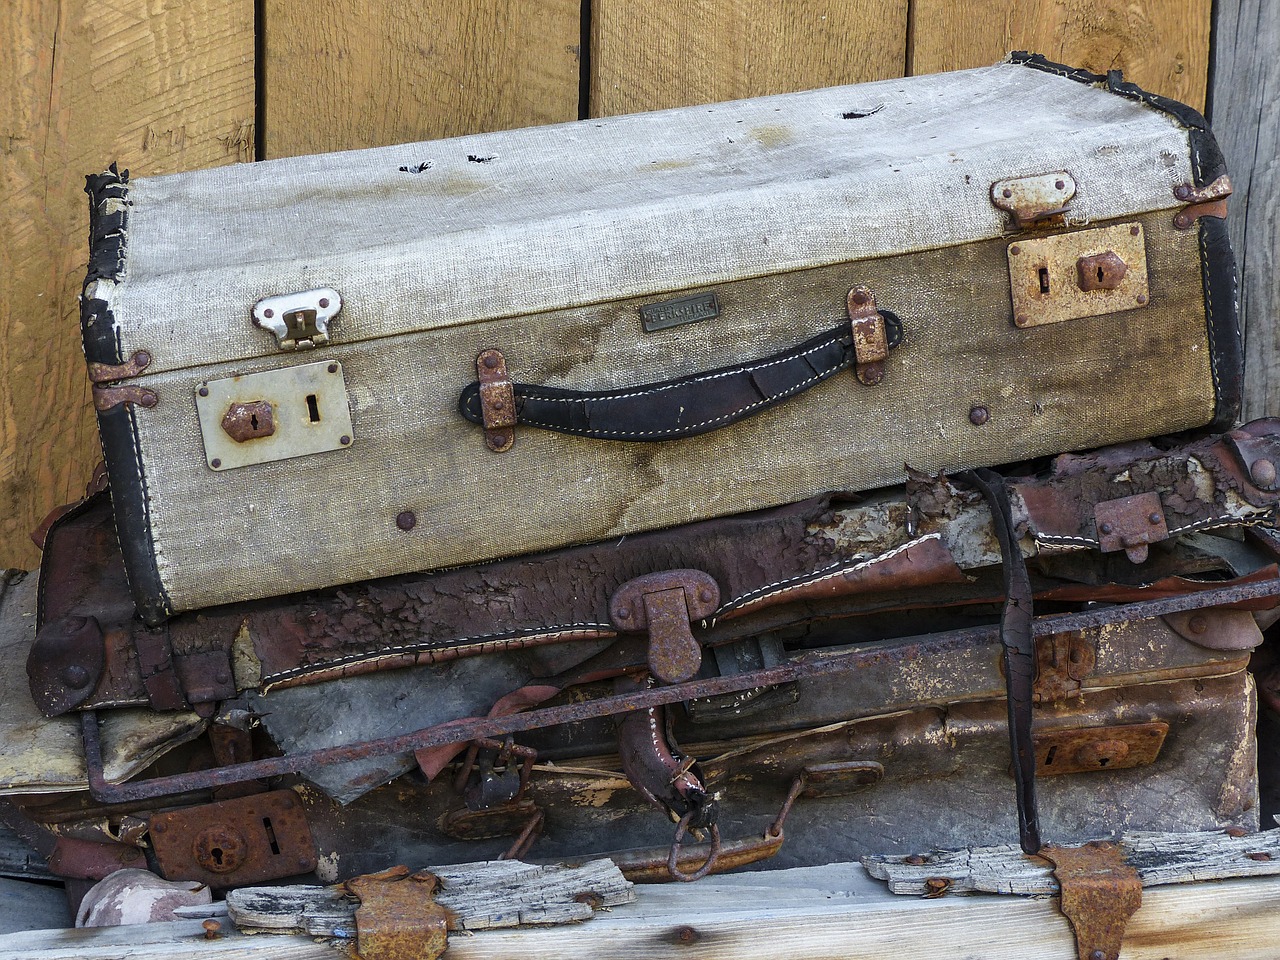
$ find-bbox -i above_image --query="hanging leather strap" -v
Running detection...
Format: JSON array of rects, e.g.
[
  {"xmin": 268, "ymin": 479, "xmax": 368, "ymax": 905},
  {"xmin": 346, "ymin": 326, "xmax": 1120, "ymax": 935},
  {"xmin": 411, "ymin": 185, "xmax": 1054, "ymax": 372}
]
[
  {"xmin": 458, "ymin": 314, "xmax": 903, "ymax": 443},
  {"xmin": 961, "ymin": 467, "xmax": 1041, "ymax": 854}
]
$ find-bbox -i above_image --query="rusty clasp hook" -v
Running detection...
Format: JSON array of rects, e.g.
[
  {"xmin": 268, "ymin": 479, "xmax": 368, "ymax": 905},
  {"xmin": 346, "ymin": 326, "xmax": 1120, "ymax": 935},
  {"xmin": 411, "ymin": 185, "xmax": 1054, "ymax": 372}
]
[{"xmin": 667, "ymin": 812, "xmax": 722, "ymax": 882}]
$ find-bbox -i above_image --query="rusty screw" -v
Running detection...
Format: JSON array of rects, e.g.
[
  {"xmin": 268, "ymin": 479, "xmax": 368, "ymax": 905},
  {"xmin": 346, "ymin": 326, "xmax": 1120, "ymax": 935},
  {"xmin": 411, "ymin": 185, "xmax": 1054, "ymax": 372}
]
[
  {"xmin": 904, "ymin": 854, "xmax": 927, "ymax": 865},
  {"xmin": 396, "ymin": 511, "xmax": 417, "ymax": 531},
  {"xmin": 969, "ymin": 406, "xmax": 989, "ymax": 426},
  {"xmin": 1251, "ymin": 459, "xmax": 1277, "ymax": 487},
  {"xmin": 673, "ymin": 925, "xmax": 700, "ymax": 945},
  {"xmin": 328, "ymin": 363, "xmax": 338, "ymax": 374}
]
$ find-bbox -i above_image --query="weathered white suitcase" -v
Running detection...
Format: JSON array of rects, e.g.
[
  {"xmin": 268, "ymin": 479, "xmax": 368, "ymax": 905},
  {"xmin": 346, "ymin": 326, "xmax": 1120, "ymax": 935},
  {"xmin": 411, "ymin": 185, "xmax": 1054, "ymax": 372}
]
[{"xmin": 80, "ymin": 55, "xmax": 1239, "ymax": 623}]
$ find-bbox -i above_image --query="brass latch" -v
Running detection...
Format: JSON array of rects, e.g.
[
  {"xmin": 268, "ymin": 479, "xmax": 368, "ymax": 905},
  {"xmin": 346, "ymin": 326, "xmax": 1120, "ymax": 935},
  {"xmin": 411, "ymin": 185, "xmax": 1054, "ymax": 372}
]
[{"xmin": 610, "ymin": 570, "xmax": 720, "ymax": 683}]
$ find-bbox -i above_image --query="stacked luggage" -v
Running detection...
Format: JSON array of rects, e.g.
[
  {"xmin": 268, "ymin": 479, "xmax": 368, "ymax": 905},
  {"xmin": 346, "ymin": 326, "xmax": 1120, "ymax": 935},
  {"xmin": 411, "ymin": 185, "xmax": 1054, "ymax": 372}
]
[{"xmin": 5, "ymin": 54, "xmax": 1278, "ymax": 907}]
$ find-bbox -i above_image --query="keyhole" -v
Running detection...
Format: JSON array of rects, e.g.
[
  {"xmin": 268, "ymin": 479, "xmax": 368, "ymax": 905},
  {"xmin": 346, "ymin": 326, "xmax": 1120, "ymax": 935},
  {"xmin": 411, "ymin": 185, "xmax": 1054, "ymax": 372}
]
[
  {"xmin": 306, "ymin": 394, "xmax": 321, "ymax": 422},
  {"xmin": 250, "ymin": 413, "xmax": 259, "ymax": 430},
  {"xmin": 1045, "ymin": 746, "xmax": 1058, "ymax": 766},
  {"xmin": 263, "ymin": 817, "xmax": 281, "ymax": 855},
  {"xmin": 1038, "ymin": 267, "xmax": 1050, "ymax": 294},
  {"xmin": 1097, "ymin": 265, "xmax": 1106, "ymax": 284},
  {"xmin": 1097, "ymin": 757, "xmax": 1110, "ymax": 767},
  {"xmin": 211, "ymin": 847, "xmax": 224, "ymax": 866}
]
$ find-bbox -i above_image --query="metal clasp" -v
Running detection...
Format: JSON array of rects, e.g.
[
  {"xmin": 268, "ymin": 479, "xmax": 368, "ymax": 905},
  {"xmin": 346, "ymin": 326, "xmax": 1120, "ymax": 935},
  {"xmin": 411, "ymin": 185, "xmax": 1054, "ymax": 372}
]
[
  {"xmin": 847, "ymin": 286, "xmax": 889, "ymax": 386},
  {"xmin": 610, "ymin": 570, "xmax": 720, "ymax": 683},
  {"xmin": 991, "ymin": 171, "xmax": 1077, "ymax": 229},
  {"xmin": 252, "ymin": 289, "xmax": 341, "ymax": 350}
]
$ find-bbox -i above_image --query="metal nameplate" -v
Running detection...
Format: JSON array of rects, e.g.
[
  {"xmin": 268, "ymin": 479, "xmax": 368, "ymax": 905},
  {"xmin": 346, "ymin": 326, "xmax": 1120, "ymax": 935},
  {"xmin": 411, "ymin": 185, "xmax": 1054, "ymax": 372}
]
[
  {"xmin": 640, "ymin": 292, "xmax": 720, "ymax": 332},
  {"xmin": 1007, "ymin": 222, "xmax": 1149, "ymax": 328},
  {"xmin": 196, "ymin": 360, "xmax": 354, "ymax": 471}
]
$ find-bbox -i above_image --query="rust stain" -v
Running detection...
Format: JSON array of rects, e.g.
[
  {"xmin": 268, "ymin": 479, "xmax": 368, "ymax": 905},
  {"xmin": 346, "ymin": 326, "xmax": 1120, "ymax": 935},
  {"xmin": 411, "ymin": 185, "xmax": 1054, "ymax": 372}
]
[{"xmin": 750, "ymin": 125, "xmax": 793, "ymax": 148}]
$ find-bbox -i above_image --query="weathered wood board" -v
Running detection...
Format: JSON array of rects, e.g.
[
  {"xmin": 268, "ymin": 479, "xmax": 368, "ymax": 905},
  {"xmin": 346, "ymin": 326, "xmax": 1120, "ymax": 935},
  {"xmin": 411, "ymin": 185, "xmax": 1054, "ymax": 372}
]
[
  {"xmin": 0, "ymin": 0, "xmax": 255, "ymax": 570},
  {"xmin": 261, "ymin": 0, "xmax": 581, "ymax": 158},
  {"xmin": 910, "ymin": 0, "xmax": 1212, "ymax": 109},
  {"xmin": 588, "ymin": 1, "xmax": 908, "ymax": 116},
  {"xmin": 1211, "ymin": 0, "xmax": 1280, "ymax": 421}
]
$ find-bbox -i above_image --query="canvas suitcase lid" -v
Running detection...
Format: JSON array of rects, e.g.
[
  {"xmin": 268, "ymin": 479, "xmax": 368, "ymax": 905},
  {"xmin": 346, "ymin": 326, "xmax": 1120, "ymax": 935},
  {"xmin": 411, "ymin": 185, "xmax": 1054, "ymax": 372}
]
[{"xmin": 83, "ymin": 56, "xmax": 1218, "ymax": 376}]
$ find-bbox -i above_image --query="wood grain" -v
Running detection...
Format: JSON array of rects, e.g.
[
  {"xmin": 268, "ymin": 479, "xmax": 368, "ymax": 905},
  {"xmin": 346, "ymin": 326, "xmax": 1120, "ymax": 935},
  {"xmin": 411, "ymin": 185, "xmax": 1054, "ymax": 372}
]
[
  {"xmin": 1211, "ymin": 0, "xmax": 1280, "ymax": 419},
  {"xmin": 589, "ymin": 0, "xmax": 908, "ymax": 117},
  {"xmin": 910, "ymin": 0, "xmax": 1212, "ymax": 110},
  {"xmin": 0, "ymin": 0, "xmax": 254, "ymax": 570},
  {"xmin": 261, "ymin": 0, "xmax": 581, "ymax": 158}
]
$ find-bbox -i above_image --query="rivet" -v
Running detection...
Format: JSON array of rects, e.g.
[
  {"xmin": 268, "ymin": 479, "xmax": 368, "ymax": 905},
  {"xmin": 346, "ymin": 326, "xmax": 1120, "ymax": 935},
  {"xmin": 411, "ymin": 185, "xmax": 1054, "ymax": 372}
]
[
  {"xmin": 152, "ymin": 821, "xmax": 167, "ymax": 834},
  {"xmin": 616, "ymin": 606, "xmax": 631, "ymax": 621},
  {"xmin": 263, "ymin": 308, "xmax": 274, "ymax": 319},
  {"xmin": 1136, "ymin": 294, "xmax": 1148, "ymax": 304},
  {"xmin": 328, "ymin": 363, "xmax": 338, "ymax": 374},
  {"xmin": 1099, "ymin": 522, "xmax": 1114, "ymax": 535},
  {"xmin": 318, "ymin": 297, "xmax": 330, "ymax": 308},
  {"xmin": 1090, "ymin": 950, "xmax": 1106, "ymax": 960},
  {"xmin": 340, "ymin": 435, "xmax": 351, "ymax": 445},
  {"xmin": 203, "ymin": 919, "xmax": 222, "ymax": 941},
  {"xmin": 1226, "ymin": 826, "xmax": 1248, "ymax": 837},
  {"xmin": 673, "ymin": 925, "xmax": 700, "ymax": 945},
  {"xmin": 1248, "ymin": 852, "xmax": 1272, "ymax": 862},
  {"xmin": 904, "ymin": 854, "xmax": 927, "ymax": 865},
  {"xmin": 61, "ymin": 665, "xmax": 91, "ymax": 689},
  {"xmin": 297, "ymin": 856, "xmax": 312, "ymax": 869},
  {"xmin": 198, "ymin": 386, "xmax": 209, "ymax": 397},
  {"xmin": 483, "ymin": 354, "xmax": 500, "ymax": 369},
  {"xmin": 396, "ymin": 511, "xmax": 417, "ymax": 531},
  {"xmin": 136, "ymin": 351, "xmax": 151, "ymax": 365},
  {"xmin": 1002, "ymin": 188, "xmax": 1012, "ymax": 198},
  {"xmin": 698, "ymin": 588, "xmax": 715, "ymax": 604},
  {"xmin": 1175, "ymin": 184, "xmax": 1192, "ymax": 200},
  {"xmin": 1148, "ymin": 512, "xmax": 1162, "ymax": 524},
  {"xmin": 1130, "ymin": 225, "xmax": 1141, "ymax": 236},
  {"xmin": 1015, "ymin": 313, "xmax": 1028, "ymax": 325},
  {"xmin": 215, "ymin": 671, "xmax": 231, "ymax": 685},
  {"xmin": 210, "ymin": 458, "xmax": 222, "ymax": 468},
  {"xmin": 1174, "ymin": 213, "xmax": 1191, "ymax": 228},
  {"xmin": 851, "ymin": 290, "xmax": 868, "ymax": 306},
  {"xmin": 969, "ymin": 406, "xmax": 989, "ymax": 426},
  {"xmin": 1187, "ymin": 614, "xmax": 1208, "ymax": 634},
  {"xmin": 1009, "ymin": 245, "xmax": 1021, "ymax": 255},
  {"xmin": 1054, "ymin": 179, "xmax": 1065, "ymax": 190},
  {"xmin": 1251, "ymin": 458, "xmax": 1277, "ymax": 486}
]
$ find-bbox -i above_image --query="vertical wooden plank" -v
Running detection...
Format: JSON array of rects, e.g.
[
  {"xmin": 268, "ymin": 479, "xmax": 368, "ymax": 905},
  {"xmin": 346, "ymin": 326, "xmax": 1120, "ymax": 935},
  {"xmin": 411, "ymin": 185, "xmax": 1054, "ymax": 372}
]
[
  {"xmin": 0, "ymin": 0, "xmax": 255, "ymax": 569},
  {"xmin": 910, "ymin": 0, "xmax": 1212, "ymax": 110},
  {"xmin": 590, "ymin": 1, "xmax": 909, "ymax": 117},
  {"xmin": 262, "ymin": 0, "xmax": 581, "ymax": 158},
  {"xmin": 1212, "ymin": 0, "xmax": 1280, "ymax": 419}
]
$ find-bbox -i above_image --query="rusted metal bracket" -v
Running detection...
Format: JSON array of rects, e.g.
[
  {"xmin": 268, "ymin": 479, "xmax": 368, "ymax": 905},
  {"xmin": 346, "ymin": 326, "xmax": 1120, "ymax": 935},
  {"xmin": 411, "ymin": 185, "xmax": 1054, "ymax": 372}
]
[
  {"xmin": 149, "ymin": 789, "xmax": 317, "ymax": 889},
  {"xmin": 87, "ymin": 350, "xmax": 152, "ymax": 384},
  {"xmin": 476, "ymin": 349, "xmax": 516, "ymax": 452},
  {"xmin": 847, "ymin": 286, "xmax": 889, "ymax": 385},
  {"xmin": 27, "ymin": 616, "xmax": 105, "ymax": 715},
  {"xmin": 75, "ymin": 573, "xmax": 1280, "ymax": 804},
  {"xmin": 1095, "ymin": 491, "xmax": 1167, "ymax": 564},
  {"xmin": 92, "ymin": 383, "xmax": 158, "ymax": 412},
  {"xmin": 610, "ymin": 570, "xmax": 719, "ymax": 683},
  {"xmin": 1041, "ymin": 841, "xmax": 1142, "ymax": 960},
  {"xmin": 345, "ymin": 865, "xmax": 450, "ymax": 960},
  {"xmin": 1033, "ymin": 631, "xmax": 1095, "ymax": 702},
  {"xmin": 1034, "ymin": 722, "xmax": 1168, "ymax": 776},
  {"xmin": 991, "ymin": 171, "xmax": 1077, "ymax": 229},
  {"xmin": 1173, "ymin": 174, "xmax": 1232, "ymax": 230}
]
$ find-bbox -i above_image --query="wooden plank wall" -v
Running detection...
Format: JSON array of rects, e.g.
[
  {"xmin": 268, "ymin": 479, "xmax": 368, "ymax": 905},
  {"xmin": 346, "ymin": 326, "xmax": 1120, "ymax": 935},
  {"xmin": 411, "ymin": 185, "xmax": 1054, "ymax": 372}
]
[{"xmin": 0, "ymin": 1, "xmax": 1237, "ymax": 569}]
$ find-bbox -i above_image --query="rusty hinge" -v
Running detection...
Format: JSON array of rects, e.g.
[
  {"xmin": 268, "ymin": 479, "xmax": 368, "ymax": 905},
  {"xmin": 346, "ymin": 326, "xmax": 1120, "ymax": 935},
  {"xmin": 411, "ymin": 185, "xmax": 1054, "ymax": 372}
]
[
  {"xmin": 1034, "ymin": 721, "xmax": 1168, "ymax": 776},
  {"xmin": 847, "ymin": 286, "xmax": 889, "ymax": 385},
  {"xmin": 1095, "ymin": 491, "xmax": 1167, "ymax": 564},
  {"xmin": 1040, "ymin": 841, "xmax": 1142, "ymax": 960},
  {"xmin": 1033, "ymin": 631, "xmax": 1095, "ymax": 702},
  {"xmin": 991, "ymin": 171, "xmax": 1077, "ymax": 229},
  {"xmin": 89, "ymin": 349, "xmax": 157, "ymax": 411},
  {"xmin": 149, "ymin": 789, "xmax": 317, "ymax": 888},
  {"xmin": 610, "ymin": 570, "xmax": 720, "ymax": 683},
  {"xmin": 345, "ymin": 865, "xmax": 450, "ymax": 960},
  {"xmin": 1173, "ymin": 174, "xmax": 1232, "ymax": 230},
  {"xmin": 476, "ymin": 349, "xmax": 516, "ymax": 452}
]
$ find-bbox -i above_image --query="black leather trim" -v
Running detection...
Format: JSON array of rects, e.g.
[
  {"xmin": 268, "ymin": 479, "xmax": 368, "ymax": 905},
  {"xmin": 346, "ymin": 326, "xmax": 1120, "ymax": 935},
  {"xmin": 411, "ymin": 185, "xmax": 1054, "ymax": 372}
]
[
  {"xmin": 459, "ymin": 313, "xmax": 903, "ymax": 443},
  {"xmin": 1199, "ymin": 215, "xmax": 1243, "ymax": 431},
  {"xmin": 82, "ymin": 164, "xmax": 129, "ymax": 366},
  {"xmin": 97, "ymin": 404, "xmax": 172, "ymax": 626}
]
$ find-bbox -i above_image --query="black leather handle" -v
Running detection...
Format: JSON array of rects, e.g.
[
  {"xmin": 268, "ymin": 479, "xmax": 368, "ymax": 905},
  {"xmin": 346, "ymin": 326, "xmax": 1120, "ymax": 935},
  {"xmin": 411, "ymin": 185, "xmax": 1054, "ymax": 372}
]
[{"xmin": 458, "ymin": 314, "xmax": 903, "ymax": 443}]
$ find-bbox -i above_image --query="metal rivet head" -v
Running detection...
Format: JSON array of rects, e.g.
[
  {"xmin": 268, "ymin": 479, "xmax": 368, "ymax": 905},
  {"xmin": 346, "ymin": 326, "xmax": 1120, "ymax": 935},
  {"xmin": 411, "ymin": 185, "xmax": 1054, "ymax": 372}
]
[
  {"xmin": 328, "ymin": 363, "xmax": 338, "ymax": 374},
  {"xmin": 1251, "ymin": 458, "xmax": 1277, "ymax": 487},
  {"xmin": 1090, "ymin": 950, "xmax": 1106, "ymax": 960},
  {"xmin": 1174, "ymin": 213, "xmax": 1191, "ymax": 228},
  {"xmin": 482, "ymin": 354, "xmax": 500, "ymax": 369},
  {"xmin": 1130, "ymin": 225, "xmax": 1141, "ymax": 236},
  {"xmin": 616, "ymin": 606, "xmax": 631, "ymax": 621},
  {"xmin": 263, "ymin": 308, "xmax": 274, "ymax": 319},
  {"xmin": 396, "ymin": 511, "xmax": 417, "ymax": 531},
  {"xmin": 904, "ymin": 854, "xmax": 927, "ymax": 865},
  {"xmin": 1002, "ymin": 188, "xmax": 1012, "ymax": 198},
  {"xmin": 1054, "ymin": 179, "xmax": 1065, "ymax": 190},
  {"xmin": 210, "ymin": 458, "xmax": 222, "ymax": 468},
  {"xmin": 340, "ymin": 435, "xmax": 351, "ymax": 445},
  {"xmin": 318, "ymin": 298, "xmax": 330, "ymax": 308},
  {"xmin": 61, "ymin": 665, "xmax": 91, "ymax": 690},
  {"xmin": 1187, "ymin": 614, "xmax": 1208, "ymax": 634},
  {"xmin": 198, "ymin": 386, "xmax": 209, "ymax": 397},
  {"xmin": 1148, "ymin": 512, "xmax": 1162, "ymax": 524},
  {"xmin": 1009, "ymin": 245, "xmax": 1021, "ymax": 255},
  {"xmin": 1099, "ymin": 522, "xmax": 1114, "ymax": 535},
  {"xmin": 698, "ymin": 588, "xmax": 715, "ymax": 604},
  {"xmin": 1174, "ymin": 185, "xmax": 1192, "ymax": 200},
  {"xmin": 1136, "ymin": 294, "xmax": 1148, "ymax": 305},
  {"xmin": 969, "ymin": 406, "xmax": 989, "ymax": 426},
  {"xmin": 850, "ymin": 290, "xmax": 868, "ymax": 306}
]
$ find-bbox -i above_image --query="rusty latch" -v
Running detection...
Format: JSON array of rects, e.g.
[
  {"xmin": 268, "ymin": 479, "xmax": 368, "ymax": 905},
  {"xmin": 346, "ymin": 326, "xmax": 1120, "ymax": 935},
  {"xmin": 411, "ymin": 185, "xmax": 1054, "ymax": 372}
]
[
  {"xmin": 1040, "ymin": 841, "xmax": 1142, "ymax": 960},
  {"xmin": 1173, "ymin": 174, "xmax": 1232, "ymax": 230},
  {"xmin": 610, "ymin": 570, "xmax": 719, "ymax": 683},
  {"xmin": 88, "ymin": 349, "xmax": 158, "ymax": 412},
  {"xmin": 476, "ymin": 349, "xmax": 516, "ymax": 452},
  {"xmin": 1033, "ymin": 632, "xmax": 1095, "ymax": 702},
  {"xmin": 991, "ymin": 171, "xmax": 1077, "ymax": 229},
  {"xmin": 345, "ymin": 865, "xmax": 450, "ymax": 960},
  {"xmin": 1094, "ymin": 492, "xmax": 1167, "ymax": 563},
  {"xmin": 847, "ymin": 286, "xmax": 889, "ymax": 386}
]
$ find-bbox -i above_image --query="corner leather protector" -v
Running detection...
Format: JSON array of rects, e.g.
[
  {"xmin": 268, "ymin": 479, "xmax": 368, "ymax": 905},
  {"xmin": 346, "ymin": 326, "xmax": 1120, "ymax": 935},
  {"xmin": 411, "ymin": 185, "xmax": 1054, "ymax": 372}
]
[
  {"xmin": 97, "ymin": 404, "xmax": 173, "ymax": 626},
  {"xmin": 82, "ymin": 164, "xmax": 130, "ymax": 366},
  {"xmin": 1199, "ymin": 215, "xmax": 1243, "ymax": 431}
]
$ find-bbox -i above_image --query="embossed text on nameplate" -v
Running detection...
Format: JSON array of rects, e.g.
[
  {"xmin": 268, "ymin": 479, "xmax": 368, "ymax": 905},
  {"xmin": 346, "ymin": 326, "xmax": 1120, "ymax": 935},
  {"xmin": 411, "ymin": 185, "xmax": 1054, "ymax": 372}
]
[{"xmin": 639, "ymin": 292, "xmax": 720, "ymax": 332}]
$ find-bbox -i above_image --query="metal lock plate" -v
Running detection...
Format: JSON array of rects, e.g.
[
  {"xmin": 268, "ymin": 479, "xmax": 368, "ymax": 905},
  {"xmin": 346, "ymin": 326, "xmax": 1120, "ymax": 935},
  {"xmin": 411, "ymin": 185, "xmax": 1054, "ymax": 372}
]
[
  {"xmin": 196, "ymin": 360, "xmax": 354, "ymax": 471},
  {"xmin": 149, "ymin": 789, "xmax": 317, "ymax": 888},
  {"xmin": 1008, "ymin": 222, "xmax": 1149, "ymax": 328},
  {"xmin": 1034, "ymin": 721, "xmax": 1168, "ymax": 776}
]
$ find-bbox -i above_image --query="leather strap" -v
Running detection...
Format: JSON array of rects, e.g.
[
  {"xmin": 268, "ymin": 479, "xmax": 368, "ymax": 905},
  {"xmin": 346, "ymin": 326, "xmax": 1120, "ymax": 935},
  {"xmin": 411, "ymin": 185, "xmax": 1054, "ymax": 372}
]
[
  {"xmin": 458, "ymin": 315, "xmax": 903, "ymax": 443},
  {"xmin": 961, "ymin": 467, "xmax": 1041, "ymax": 854}
]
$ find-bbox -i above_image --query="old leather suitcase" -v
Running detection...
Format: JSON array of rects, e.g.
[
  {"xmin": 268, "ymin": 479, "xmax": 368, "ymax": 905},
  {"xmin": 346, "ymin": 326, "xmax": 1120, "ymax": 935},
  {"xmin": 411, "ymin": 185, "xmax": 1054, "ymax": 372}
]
[{"xmin": 80, "ymin": 54, "xmax": 1240, "ymax": 623}]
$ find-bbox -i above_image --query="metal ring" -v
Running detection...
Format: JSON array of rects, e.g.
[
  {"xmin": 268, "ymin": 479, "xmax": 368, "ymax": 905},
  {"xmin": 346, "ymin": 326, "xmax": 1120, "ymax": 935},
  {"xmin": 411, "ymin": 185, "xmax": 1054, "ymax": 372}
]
[{"xmin": 667, "ymin": 813, "xmax": 722, "ymax": 882}]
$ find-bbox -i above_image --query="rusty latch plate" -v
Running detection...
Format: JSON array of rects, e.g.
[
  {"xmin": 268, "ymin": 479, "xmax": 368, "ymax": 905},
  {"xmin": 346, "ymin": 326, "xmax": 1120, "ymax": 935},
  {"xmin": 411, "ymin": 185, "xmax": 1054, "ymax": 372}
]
[
  {"xmin": 346, "ymin": 865, "xmax": 449, "ymax": 960},
  {"xmin": 1035, "ymin": 721, "xmax": 1168, "ymax": 776},
  {"xmin": 1008, "ymin": 222, "xmax": 1149, "ymax": 328},
  {"xmin": 150, "ymin": 789, "xmax": 317, "ymax": 888},
  {"xmin": 1041, "ymin": 841, "xmax": 1142, "ymax": 960},
  {"xmin": 991, "ymin": 171, "xmax": 1077, "ymax": 227},
  {"xmin": 1095, "ymin": 491, "xmax": 1167, "ymax": 563}
]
